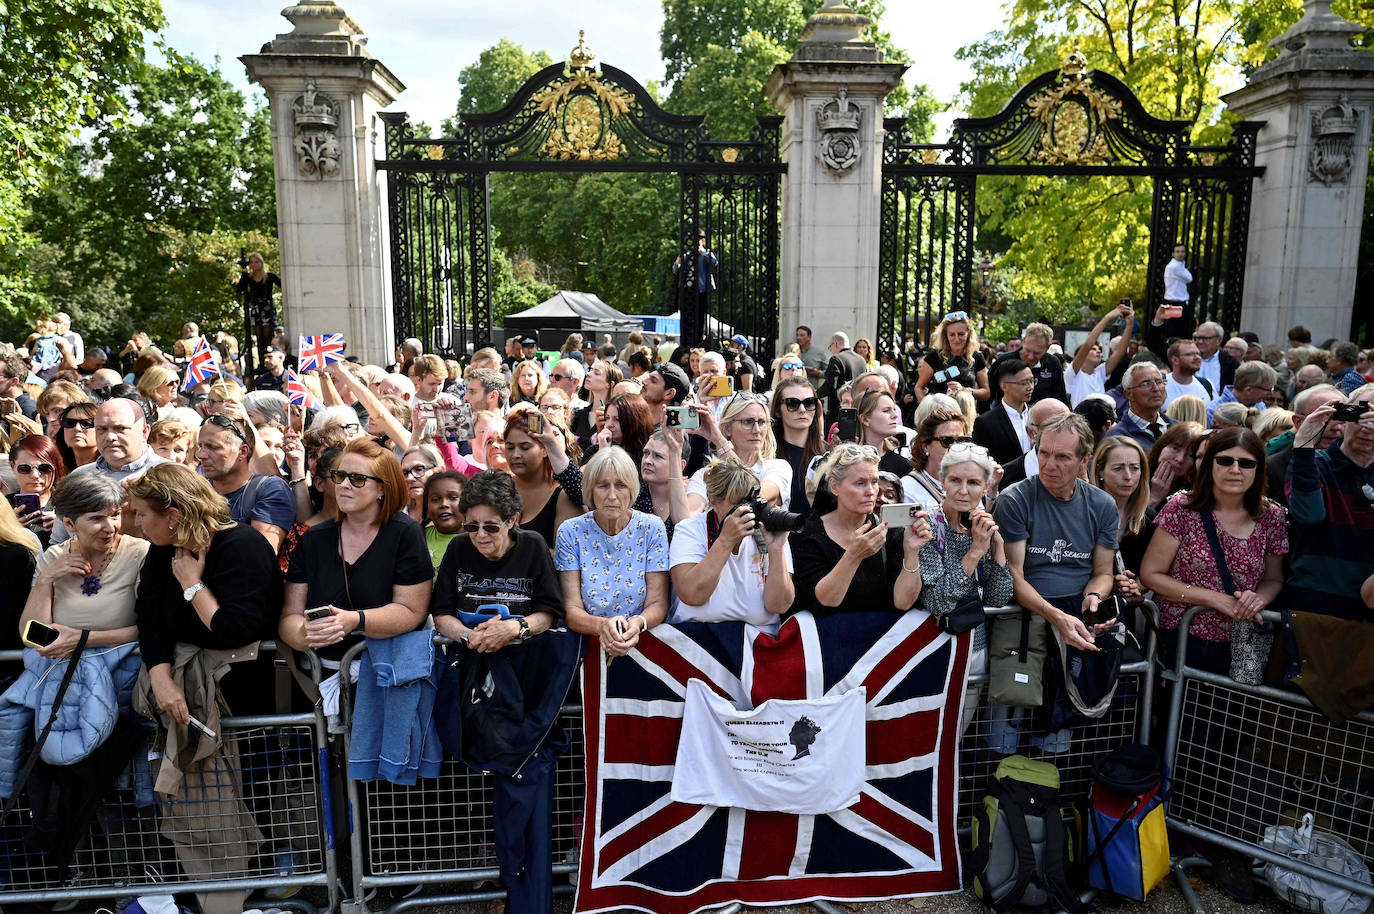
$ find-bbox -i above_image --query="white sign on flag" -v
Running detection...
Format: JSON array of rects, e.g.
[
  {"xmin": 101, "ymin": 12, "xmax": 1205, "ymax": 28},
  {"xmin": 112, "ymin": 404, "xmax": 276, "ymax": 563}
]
[{"xmin": 670, "ymin": 679, "xmax": 866, "ymax": 815}]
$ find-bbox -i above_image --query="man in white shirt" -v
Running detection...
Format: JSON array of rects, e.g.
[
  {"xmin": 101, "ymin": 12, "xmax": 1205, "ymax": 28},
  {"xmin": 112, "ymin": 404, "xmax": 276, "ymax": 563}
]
[
  {"xmin": 1164, "ymin": 339, "xmax": 1213, "ymax": 406},
  {"xmin": 1163, "ymin": 242, "xmax": 1192, "ymax": 307},
  {"xmin": 1066, "ymin": 302, "xmax": 1133, "ymax": 406}
]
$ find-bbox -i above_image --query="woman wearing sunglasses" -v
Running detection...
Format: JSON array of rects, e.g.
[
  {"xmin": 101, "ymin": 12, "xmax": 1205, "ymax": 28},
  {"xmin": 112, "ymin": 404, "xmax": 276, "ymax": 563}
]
[
  {"xmin": 1140, "ymin": 427, "xmax": 1286, "ymax": 672},
  {"xmin": 9, "ymin": 434, "xmax": 65, "ymax": 547},
  {"xmin": 914, "ymin": 311, "xmax": 990, "ymax": 404},
  {"xmin": 907, "ymin": 408, "xmax": 974, "ymax": 513},
  {"xmin": 55, "ymin": 402, "xmax": 99, "ymax": 471},
  {"xmin": 769, "ymin": 355, "xmax": 808, "ymax": 393},
  {"xmin": 769, "ymin": 378, "xmax": 826, "ymax": 514},
  {"xmin": 279, "ymin": 438, "xmax": 433, "ymax": 666}
]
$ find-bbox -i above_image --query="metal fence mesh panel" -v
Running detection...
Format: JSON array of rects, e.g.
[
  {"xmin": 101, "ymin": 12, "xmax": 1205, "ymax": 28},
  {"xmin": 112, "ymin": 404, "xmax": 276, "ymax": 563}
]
[
  {"xmin": 362, "ymin": 706, "xmax": 585, "ymax": 876},
  {"xmin": 957, "ymin": 674, "xmax": 1142, "ymax": 825},
  {"xmin": 0, "ymin": 725, "xmax": 325, "ymax": 892},
  {"xmin": 1171, "ymin": 676, "xmax": 1374, "ymax": 865}
]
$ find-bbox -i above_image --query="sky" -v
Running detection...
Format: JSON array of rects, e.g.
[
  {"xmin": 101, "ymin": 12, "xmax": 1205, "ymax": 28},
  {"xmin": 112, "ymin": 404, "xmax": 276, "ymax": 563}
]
[{"xmin": 160, "ymin": 0, "xmax": 1005, "ymax": 137}]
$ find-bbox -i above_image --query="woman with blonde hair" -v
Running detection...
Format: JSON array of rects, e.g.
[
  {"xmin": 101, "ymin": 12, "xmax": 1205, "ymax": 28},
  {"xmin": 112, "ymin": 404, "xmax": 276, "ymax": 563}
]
[
  {"xmin": 686, "ymin": 392, "xmax": 792, "ymax": 514},
  {"xmin": 36, "ymin": 380, "xmax": 89, "ymax": 437},
  {"xmin": 0, "ymin": 498, "xmax": 39, "ymax": 647},
  {"xmin": 510, "ymin": 359, "xmax": 548, "ymax": 407},
  {"xmin": 790, "ymin": 442, "xmax": 931, "ymax": 615},
  {"xmin": 915, "ymin": 310, "xmax": 990, "ymax": 403},
  {"xmin": 138, "ymin": 363, "xmax": 184, "ymax": 419},
  {"xmin": 1166, "ymin": 394, "xmax": 1207, "ymax": 427},
  {"xmin": 557, "ymin": 446, "xmax": 669, "ymax": 658},
  {"xmin": 1252, "ymin": 408, "xmax": 1294, "ymax": 447},
  {"xmin": 1211, "ymin": 402, "xmax": 1256, "ymax": 430}
]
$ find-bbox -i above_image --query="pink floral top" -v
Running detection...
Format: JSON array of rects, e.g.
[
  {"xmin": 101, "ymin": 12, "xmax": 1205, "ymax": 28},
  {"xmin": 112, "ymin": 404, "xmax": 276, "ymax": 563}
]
[{"xmin": 1154, "ymin": 493, "xmax": 1288, "ymax": 642}]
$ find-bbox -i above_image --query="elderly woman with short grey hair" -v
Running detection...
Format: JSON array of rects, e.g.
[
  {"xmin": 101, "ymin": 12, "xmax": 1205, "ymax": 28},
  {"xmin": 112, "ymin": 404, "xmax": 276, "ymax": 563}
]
[
  {"xmin": 20, "ymin": 474, "xmax": 150, "ymax": 658},
  {"xmin": 244, "ymin": 390, "xmax": 289, "ymax": 429},
  {"xmin": 556, "ymin": 446, "xmax": 669, "ymax": 657}
]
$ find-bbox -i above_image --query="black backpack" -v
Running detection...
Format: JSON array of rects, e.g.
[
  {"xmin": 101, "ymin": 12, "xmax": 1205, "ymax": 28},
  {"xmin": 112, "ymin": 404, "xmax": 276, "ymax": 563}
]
[{"xmin": 969, "ymin": 755, "xmax": 1088, "ymax": 913}]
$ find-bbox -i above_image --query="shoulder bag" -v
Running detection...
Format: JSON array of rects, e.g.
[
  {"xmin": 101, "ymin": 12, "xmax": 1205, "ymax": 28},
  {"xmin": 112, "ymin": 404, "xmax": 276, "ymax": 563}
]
[{"xmin": 1199, "ymin": 511, "xmax": 1272, "ymax": 685}]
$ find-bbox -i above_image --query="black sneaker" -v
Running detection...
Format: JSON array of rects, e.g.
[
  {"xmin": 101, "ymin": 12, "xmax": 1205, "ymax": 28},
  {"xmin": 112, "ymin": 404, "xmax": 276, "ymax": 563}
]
[{"xmin": 1209, "ymin": 848, "xmax": 1258, "ymax": 904}]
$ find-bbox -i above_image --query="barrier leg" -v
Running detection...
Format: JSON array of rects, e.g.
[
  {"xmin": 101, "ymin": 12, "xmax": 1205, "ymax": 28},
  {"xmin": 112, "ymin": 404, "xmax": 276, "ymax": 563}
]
[{"xmin": 1172, "ymin": 856, "xmax": 1211, "ymax": 914}]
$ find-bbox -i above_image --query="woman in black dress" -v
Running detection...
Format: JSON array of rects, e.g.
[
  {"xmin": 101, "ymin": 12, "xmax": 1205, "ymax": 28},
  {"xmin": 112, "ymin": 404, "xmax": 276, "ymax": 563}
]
[{"xmin": 914, "ymin": 311, "xmax": 990, "ymax": 404}]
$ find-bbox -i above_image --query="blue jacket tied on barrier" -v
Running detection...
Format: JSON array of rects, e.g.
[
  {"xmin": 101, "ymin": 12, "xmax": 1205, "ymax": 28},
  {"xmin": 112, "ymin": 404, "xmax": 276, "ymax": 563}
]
[
  {"xmin": 349, "ymin": 631, "xmax": 443, "ymax": 785},
  {"xmin": 0, "ymin": 643, "xmax": 142, "ymax": 797}
]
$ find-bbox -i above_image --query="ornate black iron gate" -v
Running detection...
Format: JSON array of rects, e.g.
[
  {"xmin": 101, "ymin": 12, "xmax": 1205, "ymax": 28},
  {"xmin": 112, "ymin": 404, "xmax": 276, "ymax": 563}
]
[
  {"xmin": 878, "ymin": 51, "xmax": 1261, "ymax": 355},
  {"xmin": 377, "ymin": 37, "xmax": 784, "ymax": 361}
]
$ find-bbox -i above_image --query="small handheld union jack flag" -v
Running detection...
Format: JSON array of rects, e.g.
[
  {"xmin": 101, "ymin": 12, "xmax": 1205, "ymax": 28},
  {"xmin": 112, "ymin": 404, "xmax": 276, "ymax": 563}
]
[
  {"xmin": 298, "ymin": 333, "xmax": 346, "ymax": 372},
  {"xmin": 181, "ymin": 337, "xmax": 220, "ymax": 390},
  {"xmin": 285, "ymin": 368, "xmax": 319, "ymax": 410}
]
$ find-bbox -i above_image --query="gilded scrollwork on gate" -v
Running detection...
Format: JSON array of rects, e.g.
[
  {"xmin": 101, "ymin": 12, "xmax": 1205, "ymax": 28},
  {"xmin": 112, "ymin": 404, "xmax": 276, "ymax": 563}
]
[
  {"xmin": 1023, "ymin": 49, "xmax": 1122, "ymax": 165},
  {"xmin": 527, "ymin": 31, "xmax": 633, "ymax": 161}
]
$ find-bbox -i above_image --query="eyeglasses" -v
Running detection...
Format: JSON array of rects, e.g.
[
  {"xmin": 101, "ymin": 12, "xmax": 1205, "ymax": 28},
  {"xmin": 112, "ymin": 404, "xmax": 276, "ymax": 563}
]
[
  {"xmin": 946, "ymin": 442, "xmax": 991, "ymax": 459},
  {"xmin": 731, "ymin": 418, "xmax": 769, "ymax": 429},
  {"xmin": 1247, "ymin": 386, "xmax": 1277, "ymax": 394},
  {"xmin": 201, "ymin": 414, "xmax": 248, "ymax": 447},
  {"xmin": 931, "ymin": 435, "xmax": 975, "ymax": 448},
  {"xmin": 15, "ymin": 463, "xmax": 54, "ymax": 476},
  {"xmin": 782, "ymin": 396, "xmax": 819, "ymax": 412},
  {"xmin": 62, "ymin": 417, "xmax": 95, "ymax": 430},
  {"xmin": 1192, "ymin": 333, "xmax": 1219, "ymax": 342},
  {"xmin": 403, "ymin": 464, "xmax": 437, "ymax": 479},
  {"xmin": 1007, "ymin": 378, "xmax": 1036, "ymax": 387},
  {"xmin": 1213, "ymin": 455, "xmax": 1258, "ymax": 470},
  {"xmin": 944, "ymin": 311, "xmax": 969, "ymax": 322},
  {"xmin": 550, "ymin": 373, "xmax": 571, "ymax": 382},
  {"xmin": 461, "ymin": 520, "xmax": 508, "ymax": 535},
  {"xmin": 540, "ymin": 403, "xmax": 565, "ymax": 414},
  {"xmin": 327, "ymin": 468, "xmax": 384, "ymax": 488},
  {"xmin": 780, "ymin": 361, "xmax": 803, "ymax": 370},
  {"xmin": 1130, "ymin": 379, "xmax": 1167, "ymax": 390},
  {"xmin": 340, "ymin": 423, "xmax": 361, "ymax": 434},
  {"xmin": 834, "ymin": 443, "xmax": 880, "ymax": 458}
]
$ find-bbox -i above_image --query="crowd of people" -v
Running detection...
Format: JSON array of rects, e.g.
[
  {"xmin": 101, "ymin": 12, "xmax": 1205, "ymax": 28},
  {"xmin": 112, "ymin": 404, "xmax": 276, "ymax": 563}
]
[{"xmin": 0, "ymin": 301, "xmax": 1370, "ymax": 912}]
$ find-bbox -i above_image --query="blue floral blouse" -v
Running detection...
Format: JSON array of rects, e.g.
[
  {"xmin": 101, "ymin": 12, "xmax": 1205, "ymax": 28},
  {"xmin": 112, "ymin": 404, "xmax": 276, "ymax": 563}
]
[{"xmin": 555, "ymin": 510, "xmax": 669, "ymax": 618}]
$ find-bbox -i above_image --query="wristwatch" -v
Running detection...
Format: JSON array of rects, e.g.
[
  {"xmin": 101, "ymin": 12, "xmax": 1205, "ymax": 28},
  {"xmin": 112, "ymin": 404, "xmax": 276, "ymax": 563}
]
[
  {"xmin": 355, "ymin": 610, "xmax": 368, "ymax": 633},
  {"xmin": 516, "ymin": 618, "xmax": 532, "ymax": 642},
  {"xmin": 182, "ymin": 582, "xmax": 206, "ymax": 602}
]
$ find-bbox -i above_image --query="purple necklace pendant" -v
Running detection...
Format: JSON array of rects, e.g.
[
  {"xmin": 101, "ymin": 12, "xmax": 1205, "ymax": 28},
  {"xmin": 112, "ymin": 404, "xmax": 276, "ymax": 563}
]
[{"xmin": 81, "ymin": 575, "xmax": 102, "ymax": 596}]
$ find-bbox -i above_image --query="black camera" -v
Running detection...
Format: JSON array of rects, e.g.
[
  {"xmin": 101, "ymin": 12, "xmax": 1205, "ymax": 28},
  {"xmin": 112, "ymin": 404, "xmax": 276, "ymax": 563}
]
[
  {"xmin": 735, "ymin": 486, "xmax": 806, "ymax": 533},
  {"xmin": 1332, "ymin": 402, "xmax": 1371, "ymax": 422}
]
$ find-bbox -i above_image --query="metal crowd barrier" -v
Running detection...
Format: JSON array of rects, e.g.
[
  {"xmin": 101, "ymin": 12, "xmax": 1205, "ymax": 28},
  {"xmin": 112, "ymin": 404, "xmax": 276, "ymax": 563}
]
[
  {"xmin": 0, "ymin": 642, "xmax": 339, "ymax": 914},
  {"xmin": 336, "ymin": 638, "xmax": 581, "ymax": 914},
  {"xmin": 955, "ymin": 604, "xmax": 1157, "ymax": 833},
  {"xmin": 1164, "ymin": 607, "xmax": 1374, "ymax": 911}
]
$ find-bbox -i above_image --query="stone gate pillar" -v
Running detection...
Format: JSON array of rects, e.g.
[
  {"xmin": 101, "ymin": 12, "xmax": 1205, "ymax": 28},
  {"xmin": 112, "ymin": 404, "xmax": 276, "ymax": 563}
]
[
  {"xmin": 766, "ymin": 1, "xmax": 906, "ymax": 351},
  {"xmin": 241, "ymin": 1, "xmax": 404, "ymax": 367},
  {"xmin": 1222, "ymin": 0, "xmax": 1374, "ymax": 344}
]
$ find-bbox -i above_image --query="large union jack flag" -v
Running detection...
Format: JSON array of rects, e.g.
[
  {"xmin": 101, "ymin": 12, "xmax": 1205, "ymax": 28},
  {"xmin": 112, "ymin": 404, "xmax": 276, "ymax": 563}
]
[
  {"xmin": 298, "ymin": 333, "xmax": 346, "ymax": 372},
  {"xmin": 181, "ymin": 337, "xmax": 220, "ymax": 390},
  {"xmin": 575, "ymin": 610, "xmax": 968, "ymax": 914}
]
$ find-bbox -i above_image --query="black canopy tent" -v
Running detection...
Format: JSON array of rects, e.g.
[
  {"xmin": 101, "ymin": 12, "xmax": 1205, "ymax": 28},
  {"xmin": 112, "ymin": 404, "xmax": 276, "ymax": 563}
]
[{"xmin": 501, "ymin": 291, "xmax": 644, "ymax": 351}]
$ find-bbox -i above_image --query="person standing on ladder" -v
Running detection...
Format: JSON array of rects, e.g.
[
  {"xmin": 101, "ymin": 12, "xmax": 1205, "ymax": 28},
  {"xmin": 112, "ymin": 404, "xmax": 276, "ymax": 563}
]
[{"xmin": 673, "ymin": 230, "xmax": 717, "ymax": 329}]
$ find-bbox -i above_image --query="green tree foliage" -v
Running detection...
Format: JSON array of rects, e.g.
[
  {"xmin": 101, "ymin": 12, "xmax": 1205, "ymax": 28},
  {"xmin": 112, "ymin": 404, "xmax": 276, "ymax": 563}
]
[
  {"xmin": 8, "ymin": 52, "xmax": 276, "ymax": 345},
  {"xmin": 0, "ymin": 0, "xmax": 165, "ymax": 249},
  {"xmin": 956, "ymin": 0, "xmax": 1374, "ymax": 328}
]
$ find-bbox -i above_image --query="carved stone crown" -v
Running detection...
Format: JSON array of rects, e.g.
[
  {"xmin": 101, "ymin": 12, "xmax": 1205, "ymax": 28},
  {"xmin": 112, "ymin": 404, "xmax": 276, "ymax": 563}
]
[
  {"xmin": 818, "ymin": 88, "xmax": 861, "ymax": 132},
  {"xmin": 1314, "ymin": 98, "xmax": 1358, "ymax": 137},
  {"xmin": 293, "ymin": 79, "xmax": 339, "ymax": 129}
]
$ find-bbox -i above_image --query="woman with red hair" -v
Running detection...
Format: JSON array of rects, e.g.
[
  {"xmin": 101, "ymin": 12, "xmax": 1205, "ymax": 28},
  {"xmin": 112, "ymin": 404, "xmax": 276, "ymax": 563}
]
[{"xmin": 9, "ymin": 434, "xmax": 65, "ymax": 548}]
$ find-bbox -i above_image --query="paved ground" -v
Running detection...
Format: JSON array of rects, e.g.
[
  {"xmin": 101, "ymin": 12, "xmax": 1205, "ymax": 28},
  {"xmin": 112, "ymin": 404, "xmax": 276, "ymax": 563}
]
[{"xmin": 356, "ymin": 868, "xmax": 1301, "ymax": 914}]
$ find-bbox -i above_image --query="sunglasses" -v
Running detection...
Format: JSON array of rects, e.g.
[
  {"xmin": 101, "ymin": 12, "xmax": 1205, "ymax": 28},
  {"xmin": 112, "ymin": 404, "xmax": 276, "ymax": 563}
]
[
  {"xmin": 1213, "ymin": 455, "xmax": 1258, "ymax": 470},
  {"xmin": 327, "ymin": 468, "xmax": 384, "ymax": 487},
  {"xmin": 782, "ymin": 396, "xmax": 819, "ymax": 412},
  {"xmin": 731, "ymin": 417, "xmax": 769, "ymax": 429},
  {"xmin": 944, "ymin": 311, "xmax": 969, "ymax": 322},
  {"xmin": 403, "ymin": 463, "xmax": 437, "ymax": 479},
  {"xmin": 201, "ymin": 414, "xmax": 248, "ymax": 447},
  {"xmin": 550, "ymin": 373, "xmax": 570, "ymax": 382},
  {"xmin": 62, "ymin": 417, "xmax": 95, "ymax": 430},
  {"xmin": 931, "ymin": 435, "xmax": 975, "ymax": 448},
  {"xmin": 15, "ymin": 463, "xmax": 54, "ymax": 476},
  {"xmin": 835, "ymin": 442, "xmax": 880, "ymax": 458},
  {"xmin": 461, "ymin": 520, "xmax": 508, "ymax": 535},
  {"xmin": 780, "ymin": 361, "xmax": 803, "ymax": 370}
]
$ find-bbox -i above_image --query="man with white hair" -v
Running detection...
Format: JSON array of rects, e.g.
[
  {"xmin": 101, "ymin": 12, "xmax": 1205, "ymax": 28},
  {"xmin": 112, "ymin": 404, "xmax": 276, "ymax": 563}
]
[
  {"xmin": 1190, "ymin": 320, "xmax": 1237, "ymax": 395},
  {"xmin": 1267, "ymin": 383, "xmax": 1345, "ymax": 507},
  {"xmin": 819, "ymin": 332, "xmax": 866, "ymax": 419},
  {"xmin": 54, "ymin": 312, "xmax": 84, "ymax": 364},
  {"xmin": 1105, "ymin": 361, "xmax": 1173, "ymax": 448},
  {"xmin": 1223, "ymin": 336, "xmax": 1248, "ymax": 362}
]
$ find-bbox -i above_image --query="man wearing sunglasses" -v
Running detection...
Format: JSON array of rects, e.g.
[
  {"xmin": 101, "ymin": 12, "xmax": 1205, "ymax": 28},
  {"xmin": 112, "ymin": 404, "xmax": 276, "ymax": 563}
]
[
  {"xmin": 197, "ymin": 414, "xmax": 294, "ymax": 552},
  {"xmin": 52, "ymin": 398, "xmax": 169, "ymax": 546}
]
